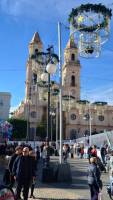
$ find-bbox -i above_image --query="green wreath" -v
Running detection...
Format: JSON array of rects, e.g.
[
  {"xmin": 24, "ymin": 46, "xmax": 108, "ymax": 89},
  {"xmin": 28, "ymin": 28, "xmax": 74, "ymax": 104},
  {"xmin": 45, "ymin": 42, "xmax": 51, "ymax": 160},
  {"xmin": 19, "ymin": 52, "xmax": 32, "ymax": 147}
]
[
  {"xmin": 68, "ymin": 3, "xmax": 112, "ymax": 32},
  {"xmin": 31, "ymin": 52, "xmax": 59, "ymax": 65}
]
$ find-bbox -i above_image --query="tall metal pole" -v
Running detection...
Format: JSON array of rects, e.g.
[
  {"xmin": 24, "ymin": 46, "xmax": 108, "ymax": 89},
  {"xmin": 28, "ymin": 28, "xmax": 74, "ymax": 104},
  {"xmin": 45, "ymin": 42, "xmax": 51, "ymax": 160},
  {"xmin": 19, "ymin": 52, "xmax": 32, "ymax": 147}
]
[
  {"xmin": 58, "ymin": 22, "xmax": 63, "ymax": 164},
  {"xmin": 50, "ymin": 114, "xmax": 52, "ymax": 141},
  {"xmin": 47, "ymin": 73, "xmax": 51, "ymax": 140},
  {"xmin": 89, "ymin": 104, "xmax": 92, "ymax": 146},
  {"xmin": 56, "ymin": 101, "xmax": 58, "ymax": 150},
  {"xmin": 26, "ymin": 101, "xmax": 29, "ymax": 142}
]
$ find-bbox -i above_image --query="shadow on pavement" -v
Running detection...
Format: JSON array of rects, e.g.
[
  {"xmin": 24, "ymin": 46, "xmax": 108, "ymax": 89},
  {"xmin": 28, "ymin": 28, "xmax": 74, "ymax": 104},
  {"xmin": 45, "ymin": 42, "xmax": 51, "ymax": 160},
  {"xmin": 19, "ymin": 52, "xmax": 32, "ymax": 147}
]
[
  {"xmin": 34, "ymin": 199, "xmax": 89, "ymax": 200},
  {"xmin": 33, "ymin": 198, "xmax": 89, "ymax": 200}
]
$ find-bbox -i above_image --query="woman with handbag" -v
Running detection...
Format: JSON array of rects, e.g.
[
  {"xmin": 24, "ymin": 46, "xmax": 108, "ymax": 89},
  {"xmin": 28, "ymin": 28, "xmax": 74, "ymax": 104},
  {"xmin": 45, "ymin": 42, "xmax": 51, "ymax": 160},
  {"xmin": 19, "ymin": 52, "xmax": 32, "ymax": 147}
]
[{"xmin": 87, "ymin": 157, "xmax": 103, "ymax": 200}]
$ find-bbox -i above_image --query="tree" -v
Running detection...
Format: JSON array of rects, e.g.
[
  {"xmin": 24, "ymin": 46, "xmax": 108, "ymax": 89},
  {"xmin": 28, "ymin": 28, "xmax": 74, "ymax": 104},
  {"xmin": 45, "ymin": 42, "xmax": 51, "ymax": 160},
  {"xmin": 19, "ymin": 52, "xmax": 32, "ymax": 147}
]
[
  {"xmin": 8, "ymin": 118, "xmax": 27, "ymax": 140},
  {"xmin": 36, "ymin": 121, "xmax": 47, "ymax": 140}
]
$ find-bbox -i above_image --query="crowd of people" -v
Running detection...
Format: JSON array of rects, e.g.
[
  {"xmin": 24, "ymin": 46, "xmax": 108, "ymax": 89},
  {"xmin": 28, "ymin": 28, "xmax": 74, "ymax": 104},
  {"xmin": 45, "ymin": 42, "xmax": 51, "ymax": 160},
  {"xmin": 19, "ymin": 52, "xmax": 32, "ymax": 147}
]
[
  {"xmin": 0, "ymin": 141, "xmax": 52, "ymax": 200},
  {"xmin": 87, "ymin": 143, "xmax": 113, "ymax": 200},
  {"xmin": 2, "ymin": 145, "xmax": 37, "ymax": 200},
  {"xmin": 1, "ymin": 141, "xmax": 113, "ymax": 200},
  {"xmin": 57, "ymin": 142, "xmax": 113, "ymax": 200}
]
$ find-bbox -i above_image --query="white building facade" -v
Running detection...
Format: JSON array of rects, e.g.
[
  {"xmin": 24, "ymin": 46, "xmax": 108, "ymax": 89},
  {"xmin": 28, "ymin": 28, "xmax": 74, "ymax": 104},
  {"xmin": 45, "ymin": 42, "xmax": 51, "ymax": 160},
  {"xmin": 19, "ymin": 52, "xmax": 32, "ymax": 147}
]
[{"xmin": 0, "ymin": 92, "xmax": 11, "ymax": 120}]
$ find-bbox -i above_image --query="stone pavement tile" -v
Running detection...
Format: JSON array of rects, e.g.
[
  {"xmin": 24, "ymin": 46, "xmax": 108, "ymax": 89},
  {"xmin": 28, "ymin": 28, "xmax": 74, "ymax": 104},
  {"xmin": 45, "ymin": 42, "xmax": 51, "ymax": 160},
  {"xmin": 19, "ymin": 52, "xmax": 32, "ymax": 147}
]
[{"xmin": 33, "ymin": 187, "xmax": 81, "ymax": 200}]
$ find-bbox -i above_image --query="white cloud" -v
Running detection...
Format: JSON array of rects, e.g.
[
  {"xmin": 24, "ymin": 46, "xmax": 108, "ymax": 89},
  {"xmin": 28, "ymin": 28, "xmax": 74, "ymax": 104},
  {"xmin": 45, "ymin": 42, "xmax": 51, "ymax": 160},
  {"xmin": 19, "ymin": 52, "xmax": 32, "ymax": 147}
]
[
  {"xmin": 0, "ymin": 0, "xmax": 112, "ymax": 22},
  {"xmin": 102, "ymin": 49, "xmax": 113, "ymax": 56},
  {"xmin": 0, "ymin": 0, "xmax": 22, "ymax": 16},
  {"xmin": 81, "ymin": 85, "xmax": 113, "ymax": 104}
]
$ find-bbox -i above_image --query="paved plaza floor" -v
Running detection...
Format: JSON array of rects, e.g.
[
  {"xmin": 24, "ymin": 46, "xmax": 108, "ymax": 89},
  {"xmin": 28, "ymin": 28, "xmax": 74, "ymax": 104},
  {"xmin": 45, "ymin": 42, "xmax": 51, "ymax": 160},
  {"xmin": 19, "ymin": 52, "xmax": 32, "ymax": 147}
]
[{"xmin": 0, "ymin": 156, "xmax": 110, "ymax": 200}]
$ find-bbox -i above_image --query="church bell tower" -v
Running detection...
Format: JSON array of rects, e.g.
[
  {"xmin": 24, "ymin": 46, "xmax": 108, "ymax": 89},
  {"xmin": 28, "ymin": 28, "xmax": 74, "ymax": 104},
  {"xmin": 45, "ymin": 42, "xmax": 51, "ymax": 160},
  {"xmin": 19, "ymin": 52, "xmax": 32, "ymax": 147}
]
[
  {"xmin": 25, "ymin": 32, "xmax": 43, "ymax": 101},
  {"xmin": 62, "ymin": 35, "xmax": 81, "ymax": 100}
]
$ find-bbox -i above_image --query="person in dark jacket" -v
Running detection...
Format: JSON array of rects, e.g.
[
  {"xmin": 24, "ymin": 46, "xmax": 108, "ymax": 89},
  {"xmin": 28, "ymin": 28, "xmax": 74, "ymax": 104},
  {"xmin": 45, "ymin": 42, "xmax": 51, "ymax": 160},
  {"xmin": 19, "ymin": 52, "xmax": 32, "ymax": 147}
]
[
  {"xmin": 12, "ymin": 147, "xmax": 36, "ymax": 200},
  {"xmin": 87, "ymin": 146, "xmax": 93, "ymax": 163},
  {"xmin": 87, "ymin": 157, "xmax": 102, "ymax": 200},
  {"xmin": 100, "ymin": 145, "xmax": 107, "ymax": 165},
  {"xmin": 8, "ymin": 145, "xmax": 23, "ymax": 188}
]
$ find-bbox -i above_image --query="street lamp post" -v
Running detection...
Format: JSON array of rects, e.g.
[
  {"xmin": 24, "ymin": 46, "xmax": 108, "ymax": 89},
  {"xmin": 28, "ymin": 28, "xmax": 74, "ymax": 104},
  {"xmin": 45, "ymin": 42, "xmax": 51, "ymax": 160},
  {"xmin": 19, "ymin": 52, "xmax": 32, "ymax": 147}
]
[
  {"xmin": 56, "ymin": 101, "xmax": 59, "ymax": 151},
  {"xmin": 26, "ymin": 98, "xmax": 31, "ymax": 142},
  {"xmin": 51, "ymin": 87, "xmax": 59, "ymax": 151},
  {"xmin": 50, "ymin": 110, "xmax": 56, "ymax": 141},
  {"xmin": 33, "ymin": 46, "xmax": 59, "ymax": 141},
  {"xmin": 47, "ymin": 73, "xmax": 50, "ymax": 139}
]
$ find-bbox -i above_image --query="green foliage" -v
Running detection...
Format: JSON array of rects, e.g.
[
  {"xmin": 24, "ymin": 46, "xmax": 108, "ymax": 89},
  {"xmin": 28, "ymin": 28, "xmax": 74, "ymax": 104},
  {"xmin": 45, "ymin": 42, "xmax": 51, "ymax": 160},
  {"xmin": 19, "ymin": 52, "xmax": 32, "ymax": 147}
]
[
  {"xmin": 8, "ymin": 118, "xmax": 27, "ymax": 139},
  {"xmin": 31, "ymin": 51, "xmax": 59, "ymax": 65},
  {"xmin": 36, "ymin": 122, "xmax": 47, "ymax": 139},
  {"xmin": 36, "ymin": 121, "xmax": 56, "ymax": 141}
]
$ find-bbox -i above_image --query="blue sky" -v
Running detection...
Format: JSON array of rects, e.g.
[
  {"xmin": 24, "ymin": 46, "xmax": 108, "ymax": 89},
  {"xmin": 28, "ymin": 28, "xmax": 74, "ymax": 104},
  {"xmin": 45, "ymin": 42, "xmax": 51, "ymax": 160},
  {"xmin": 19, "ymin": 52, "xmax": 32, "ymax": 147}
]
[{"xmin": 0, "ymin": 0, "xmax": 113, "ymax": 111}]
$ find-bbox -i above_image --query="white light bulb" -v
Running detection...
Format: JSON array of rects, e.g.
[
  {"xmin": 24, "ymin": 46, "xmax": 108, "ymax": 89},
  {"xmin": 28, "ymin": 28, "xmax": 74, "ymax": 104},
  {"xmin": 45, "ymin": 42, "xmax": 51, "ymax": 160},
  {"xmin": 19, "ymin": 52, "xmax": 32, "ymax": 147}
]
[{"xmin": 46, "ymin": 63, "xmax": 57, "ymax": 74}]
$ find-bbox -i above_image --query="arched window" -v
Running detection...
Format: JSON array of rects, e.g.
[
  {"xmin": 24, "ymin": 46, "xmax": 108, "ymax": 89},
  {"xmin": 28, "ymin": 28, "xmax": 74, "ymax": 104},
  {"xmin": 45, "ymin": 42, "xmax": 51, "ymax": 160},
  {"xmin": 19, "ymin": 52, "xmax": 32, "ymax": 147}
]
[
  {"xmin": 70, "ymin": 129, "xmax": 77, "ymax": 140},
  {"xmin": 35, "ymin": 49, "xmax": 38, "ymax": 54},
  {"xmin": 71, "ymin": 53, "xmax": 75, "ymax": 61},
  {"xmin": 32, "ymin": 73, "xmax": 37, "ymax": 84},
  {"xmin": 71, "ymin": 75, "xmax": 75, "ymax": 86},
  {"xmin": 98, "ymin": 115, "xmax": 104, "ymax": 121},
  {"xmin": 30, "ymin": 111, "xmax": 36, "ymax": 118}
]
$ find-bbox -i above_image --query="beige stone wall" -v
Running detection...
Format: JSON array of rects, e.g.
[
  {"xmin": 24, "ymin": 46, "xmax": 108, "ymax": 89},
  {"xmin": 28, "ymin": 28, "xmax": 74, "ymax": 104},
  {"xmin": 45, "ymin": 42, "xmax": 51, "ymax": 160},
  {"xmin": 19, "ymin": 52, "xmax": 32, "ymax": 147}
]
[
  {"xmin": 0, "ymin": 92, "xmax": 11, "ymax": 120},
  {"xmin": 64, "ymin": 103, "xmax": 113, "ymax": 139},
  {"xmin": 13, "ymin": 32, "xmax": 113, "ymax": 140}
]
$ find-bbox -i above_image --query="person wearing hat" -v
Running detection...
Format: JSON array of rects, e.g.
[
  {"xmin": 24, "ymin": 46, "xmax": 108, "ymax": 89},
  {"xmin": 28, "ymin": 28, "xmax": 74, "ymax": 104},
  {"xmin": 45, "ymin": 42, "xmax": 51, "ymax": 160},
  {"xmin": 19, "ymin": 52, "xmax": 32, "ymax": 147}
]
[{"xmin": 87, "ymin": 157, "xmax": 102, "ymax": 200}]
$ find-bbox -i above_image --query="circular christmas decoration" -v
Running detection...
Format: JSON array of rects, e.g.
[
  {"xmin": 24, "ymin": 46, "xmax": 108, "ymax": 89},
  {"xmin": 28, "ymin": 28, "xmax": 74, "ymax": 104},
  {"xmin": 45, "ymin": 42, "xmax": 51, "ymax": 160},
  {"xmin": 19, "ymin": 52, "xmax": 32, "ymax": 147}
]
[
  {"xmin": 69, "ymin": 3, "xmax": 112, "ymax": 58},
  {"xmin": 69, "ymin": 4, "xmax": 112, "ymax": 32},
  {"xmin": 79, "ymin": 32, "xmax": 101, "ymax": 58}
]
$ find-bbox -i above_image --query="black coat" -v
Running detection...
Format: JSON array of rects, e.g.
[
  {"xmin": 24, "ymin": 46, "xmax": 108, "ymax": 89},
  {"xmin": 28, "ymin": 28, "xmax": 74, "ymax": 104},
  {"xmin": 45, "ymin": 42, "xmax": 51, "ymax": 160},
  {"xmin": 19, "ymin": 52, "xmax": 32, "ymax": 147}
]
[
  {"xmin": 8, "ymin": 153, "xmax": 18, "ymax": 174},
  {"xmin": 12, "ymin": 155, "xmax": 36, "ymax": 182},
  {"xmin": 87, "ymin": 163, "xmax": 102, "ymax": 188}
]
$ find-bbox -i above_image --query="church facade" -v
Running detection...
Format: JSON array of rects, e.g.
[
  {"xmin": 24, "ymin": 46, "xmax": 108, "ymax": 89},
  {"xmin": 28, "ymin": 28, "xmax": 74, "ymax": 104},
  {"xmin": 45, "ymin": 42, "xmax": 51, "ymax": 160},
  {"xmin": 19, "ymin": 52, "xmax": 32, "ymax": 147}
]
[{"xmin": 13, "ymin": 32, "xmax": 113, "ymax": 140}]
